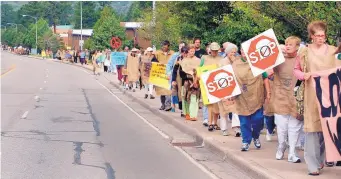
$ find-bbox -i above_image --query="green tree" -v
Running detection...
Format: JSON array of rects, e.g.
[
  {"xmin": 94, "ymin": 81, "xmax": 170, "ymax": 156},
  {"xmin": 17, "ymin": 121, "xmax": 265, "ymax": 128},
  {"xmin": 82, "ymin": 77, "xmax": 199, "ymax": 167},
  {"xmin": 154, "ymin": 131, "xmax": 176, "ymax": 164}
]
[
  {"xmin": 91, "ymin": 7, "xmax": 126, "ymax": 50},
  {"xmin": 38, "ymin": 30, "xmax": 62, "ymax": 52},
  {"xmin": 125, "ymin": 1, "xmax": 152, "ymax": 21},
  {"xmin": 73, "ymin": 2, "xmax": 99, "ymax": 29},
  {"xmin": 23, "ymin": 18, "xmax": 50, "ymax": 48},
  {"xmin": 1, "ymin": 29, "xmax": 17, "ymax": 46},
  {"xmin": 1, "ymin": 4, "xmax": 17, "ymax": 25}
]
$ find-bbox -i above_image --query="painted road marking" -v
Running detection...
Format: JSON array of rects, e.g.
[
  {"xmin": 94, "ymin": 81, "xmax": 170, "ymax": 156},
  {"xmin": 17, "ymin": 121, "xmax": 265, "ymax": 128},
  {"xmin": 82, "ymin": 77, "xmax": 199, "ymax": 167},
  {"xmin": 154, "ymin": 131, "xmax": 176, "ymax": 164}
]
[
  {"xmin": 21, "ymin": 111, "xmax": 29, "ymax": 119},
  {"xmin": 0, "ymin": 65, "xmax": 16, "ymax": 78}
]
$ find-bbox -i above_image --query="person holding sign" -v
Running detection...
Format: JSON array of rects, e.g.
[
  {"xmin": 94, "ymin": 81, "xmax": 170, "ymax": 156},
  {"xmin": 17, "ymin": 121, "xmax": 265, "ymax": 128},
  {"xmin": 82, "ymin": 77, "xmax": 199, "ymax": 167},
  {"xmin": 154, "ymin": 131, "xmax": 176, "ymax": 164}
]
[
  {"xmin": 217, "ymin": 42, "xmax": 241, "ymax": 137},
  {"xmin": 179, "ymin": 44, "xmax": 201, "ymax": 120},
  {"xmin": 140, "ymin": 47, "xmax": 156, "ymax": 99},
  {"xmin": 154, "ymin": 40, "xmax": 174, "ymax": 111},
  {"xmin": 200, "ymin": 42, "xmax": 224, "ymax": 131},
  {"xmin": 230, "ymin": 47, "xmax": 270, "ymax": 151},
  {"xmin": 126, "ymin": 48, "xmax": 140, "ymax": 92},
  {"xmin": 294, "ymin": 21, "xmax": 341, "ymax": 175},
  {"xmin": 272, "ymin": 36, "xmax": 303, "ymax": 163}
]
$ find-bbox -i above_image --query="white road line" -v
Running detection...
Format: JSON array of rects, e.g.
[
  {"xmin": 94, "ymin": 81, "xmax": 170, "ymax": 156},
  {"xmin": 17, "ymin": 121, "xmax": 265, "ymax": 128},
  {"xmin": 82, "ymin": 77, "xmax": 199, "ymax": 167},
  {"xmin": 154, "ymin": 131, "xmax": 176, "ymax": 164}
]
[
  {"xmin": 95, "ymin": 80, "xmax": 170, "ymax": 139},
  {"xmin": 21, "ymin": 111, "xmax": 29, "ymax": 119},
  {"xmin": 44, "ymin": 81, "xmax": 47, "ymax": 83},
  {"xmin": 174, "ymin": 146, "xmax": 220, "ymax": 179}
]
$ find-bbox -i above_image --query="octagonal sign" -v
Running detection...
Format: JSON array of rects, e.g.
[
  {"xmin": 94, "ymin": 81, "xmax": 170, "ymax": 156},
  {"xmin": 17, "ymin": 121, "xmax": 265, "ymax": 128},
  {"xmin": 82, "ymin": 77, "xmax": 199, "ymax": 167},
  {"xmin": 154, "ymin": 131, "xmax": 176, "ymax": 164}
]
[
  {"xmin": 201, "ymin": 65, "xmax": 241, "ymax": 104},
  {"xmin": 241, "ymin": 29, "xmax": 285, "ymax": 77}
]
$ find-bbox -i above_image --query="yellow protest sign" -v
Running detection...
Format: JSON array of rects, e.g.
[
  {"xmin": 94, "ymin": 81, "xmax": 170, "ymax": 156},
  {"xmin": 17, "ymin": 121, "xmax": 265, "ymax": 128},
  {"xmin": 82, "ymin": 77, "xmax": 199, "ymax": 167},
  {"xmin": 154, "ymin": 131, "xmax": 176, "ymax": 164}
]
[
  {"xmin": 149, "ymin": 62, "xmax": 171, "ymax": 90},
  {"xmin": 197, "ymin": 64, "xmax": 218, "ymax": 105}
]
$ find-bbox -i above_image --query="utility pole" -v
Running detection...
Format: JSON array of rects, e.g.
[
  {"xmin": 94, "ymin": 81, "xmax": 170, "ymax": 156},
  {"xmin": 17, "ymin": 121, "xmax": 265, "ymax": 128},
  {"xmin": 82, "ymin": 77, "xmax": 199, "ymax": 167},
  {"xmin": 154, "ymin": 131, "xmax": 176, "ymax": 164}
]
[
  {"xmin": 152, "ymin": 1, "xmax": 156, "ymax": 50},
  {"xmin": 80, "ymin": 1, "xmax": 83, "ymax": 51}
]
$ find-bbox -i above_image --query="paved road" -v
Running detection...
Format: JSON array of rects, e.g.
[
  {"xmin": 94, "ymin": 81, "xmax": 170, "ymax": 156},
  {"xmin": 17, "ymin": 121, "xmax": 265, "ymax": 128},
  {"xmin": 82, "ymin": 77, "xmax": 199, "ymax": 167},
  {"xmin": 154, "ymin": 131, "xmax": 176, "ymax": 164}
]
[{"xmin": 1, "ymin": 52, "xmax": 215, "ymax": 179}]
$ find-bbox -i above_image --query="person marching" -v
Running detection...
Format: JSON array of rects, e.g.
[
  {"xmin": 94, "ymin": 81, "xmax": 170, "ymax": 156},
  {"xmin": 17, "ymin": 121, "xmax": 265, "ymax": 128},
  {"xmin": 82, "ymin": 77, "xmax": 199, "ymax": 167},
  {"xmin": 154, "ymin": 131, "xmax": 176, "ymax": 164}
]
[
  {"xmin": 272, "ymin": 36, "xmax": 303, "ymax": 163},
  {"xmin": 154, "ymin": 40, "xmax": 174, "ymax": 111},
  {"xmin": 126, "ymin": 48, "xmax": 140, "ymax": 92},
  {"xmin": 179, "ymin": 44, "xmax": 202, "ymax": 120},
  {"xmin": 217, "ymin": 42, "xmax": 241, "ymax": 137},
  {"xmin": 140, "ymin": 47, "xmax": 156, "ymax": 99},
  {"xmin": 200, "ymin": 42, "xmax": 224, "ymax": 131},
  {"xmin": 294, "ymin": 20, "xmax": 341, "ymax": 175},
  {"xmin": 230, "ymin": 47, "xmax": 271, "ymax": 151}
]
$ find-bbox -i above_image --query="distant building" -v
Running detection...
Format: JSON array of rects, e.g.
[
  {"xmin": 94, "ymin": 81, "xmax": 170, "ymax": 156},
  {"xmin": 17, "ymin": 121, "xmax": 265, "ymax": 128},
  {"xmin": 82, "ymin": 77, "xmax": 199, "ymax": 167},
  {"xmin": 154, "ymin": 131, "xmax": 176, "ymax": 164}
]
[
  {"xmin": 120, "ymin": 22, "xmax": 151, "ymax": 50},
  {"xmin": 67, "ymin": 29, "xmax": 93, "ymax": 50},
  {"xmin": 52, "ymin": 25, "xmax": 73, "ymax": 47}
]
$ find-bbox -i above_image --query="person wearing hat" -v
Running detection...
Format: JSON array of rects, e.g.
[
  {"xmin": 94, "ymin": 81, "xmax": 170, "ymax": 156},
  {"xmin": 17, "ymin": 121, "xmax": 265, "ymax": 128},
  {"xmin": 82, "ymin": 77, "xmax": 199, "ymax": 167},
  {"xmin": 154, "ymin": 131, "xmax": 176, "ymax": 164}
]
[
  {"xmin": 154, "ymin": 40, "xmax": 175, "ymax": 111},
  {"xmin": 217, "ymin": 42, "xmax": 241, "ymax": 137},
  {"xmin": 200, "ymin": 42, "xmax": 224, "ymax": 131},
  {"xmin": 140, "ymin": 47, "xmax": 157, "ymax": 99},
  {"xmin": 125, "ymin": 48, "xmax": 140, "ymax": 92}
]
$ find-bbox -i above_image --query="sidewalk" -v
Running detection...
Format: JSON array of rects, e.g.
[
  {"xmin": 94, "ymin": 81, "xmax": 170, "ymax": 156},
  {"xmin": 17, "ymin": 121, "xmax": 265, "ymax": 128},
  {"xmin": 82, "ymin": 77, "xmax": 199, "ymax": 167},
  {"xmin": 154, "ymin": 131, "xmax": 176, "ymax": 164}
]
[{"xmin": 55, "ymin": 60, "xmax": 341, "ymax": 178}]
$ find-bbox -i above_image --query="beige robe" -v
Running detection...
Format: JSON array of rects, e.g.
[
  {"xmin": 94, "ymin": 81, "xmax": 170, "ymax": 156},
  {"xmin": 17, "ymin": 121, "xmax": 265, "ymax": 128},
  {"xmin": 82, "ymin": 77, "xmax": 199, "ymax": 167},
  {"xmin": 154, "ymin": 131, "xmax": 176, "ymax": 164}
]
[
  {"xmin": 217, "ymin": 57, "xmax": 237, "ymax": 115},
  {"xmin": 126, "ymin": 53, "xmax": 140, "ymax": 82},
  {"xmin": 300, "ymin": 45, "xmax": 341, "ymax": 132},
  {"xmin": 140, "ymin": 55, "xmax": 153, "ymax": 84},
  {"xmin": 202, "ymin": 55, "xmax": 223, "ymax": 114},
  {"xmin": 154, "ymin": 50, "xmax": 175, "ymax": 96},
  {"xmin": 272, "ymin": 55, "xmax": 297, "ymax": 118},
  {"xmin": 233, "ymin": 58, "xmax": 265, "ymax": 116}
]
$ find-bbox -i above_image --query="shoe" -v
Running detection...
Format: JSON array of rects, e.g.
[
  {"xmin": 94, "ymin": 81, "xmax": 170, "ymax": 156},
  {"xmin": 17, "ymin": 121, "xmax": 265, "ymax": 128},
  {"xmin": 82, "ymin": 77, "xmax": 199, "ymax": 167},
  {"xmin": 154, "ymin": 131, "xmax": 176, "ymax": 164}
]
[
  {"xmin": 276, "ymin": 148, "xmax": 286, "ymax": 160},
  {"xmin": 208, "ymin": 125, "xmax": 214, "ymax": 131},
  {"xmin": 203, "ymin": 122, "xmax": 208, "ymax": 127},
  {"xmin": 235, "ymin": 132, "xmax": 241, "ymax": 137},
  {"xmin": 150, "ymin": 95, "xmax": 155, "ymax": 99},
  {"xmin": 185, "ymin": 114, "xmax": 190, "ymax": 120},
  {"xmin": 214, "ymin": 124, "xmax": 221, "ymax": 130},
  {"xmin": 164, "ymin": 108, "xmax": 172, "ymax": 112},
  {"xmin": 253, "ymin": 138, "xmax": 261, "ymax": 149},
  {"xmin": 171, "ymin": 108, "xmax": 175, "ymax": 112},
  {"xmin": 132, "ymin": 89, "xmax": 135, "ymax": 92},
  {"xmin": 325, "ymin": 162, "xmax": 334, "ymax": 167},
  {"xmin": 241, "ymin": 143, "xmax": 250, "ymax": 151},
  {"xmin": 336, "ymin": 161, "xmax": 341, "ymax": 166},
  {"xmin": 190, "ymin": 118, "xmax": 197, "ymax": 121},
  {"xmin": 222, "ymin": 130, "xmax": 228, "ymax": 136},
  {"xmin": 159, "ymin": 106, "xmax": 165, "ymax": 110},
  {"xmin": 181, "ymin": 113, "xmax": 186, "ymax": 118},
  {"xmin": 266, "ymin": 130, "xmax": 272, "ymax": 141},
  {"xmin": 144, "ymin": 94, "xmax": 148, "ymax": 99},
  {"xmin": 288, "ymin": 155, "xmax": 301, "ymax": 163}
]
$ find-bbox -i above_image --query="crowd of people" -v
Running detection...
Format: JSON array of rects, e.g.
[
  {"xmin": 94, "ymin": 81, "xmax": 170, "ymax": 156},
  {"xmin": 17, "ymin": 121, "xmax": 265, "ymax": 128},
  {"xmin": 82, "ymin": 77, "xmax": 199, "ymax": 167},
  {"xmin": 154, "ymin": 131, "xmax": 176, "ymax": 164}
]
[
  {"xmin": 116, "ymin": 20, "xmax": 341, "ymax": 176},
  {"xmin": 55, "ymin": 48, "xmax": 90, "ymax": 65}
]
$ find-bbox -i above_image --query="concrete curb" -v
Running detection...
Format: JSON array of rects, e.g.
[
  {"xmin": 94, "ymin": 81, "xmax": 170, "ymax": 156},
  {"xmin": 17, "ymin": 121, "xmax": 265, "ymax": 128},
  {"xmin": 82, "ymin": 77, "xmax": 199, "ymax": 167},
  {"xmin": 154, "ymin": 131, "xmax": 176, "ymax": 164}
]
[{"xmin": 64, "ymin": 61, "xmax": 280, "ymax": 179}]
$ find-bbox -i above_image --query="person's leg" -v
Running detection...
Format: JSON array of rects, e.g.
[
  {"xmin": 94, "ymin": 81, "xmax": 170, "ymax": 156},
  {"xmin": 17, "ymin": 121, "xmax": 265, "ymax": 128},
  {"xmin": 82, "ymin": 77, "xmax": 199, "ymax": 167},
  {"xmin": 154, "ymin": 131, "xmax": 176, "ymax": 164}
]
[
  {"xmin": 287, "ymin": 115, "xmax": 303, "ymax": 163},
  {"xmin": 274, "ymin": 114, "xmax": 289, "ymax": 159},
  {"xmin": 231, "ymin": 113, "xmax": 241, "ymax": 137},
  {"xmin": 160, "ymin": 95, "xmax": 166, "ymax": 110},
  {"xmin": 250, "ymin": 108, "xmax": 264, "ymax": 148},
  {"xmin": 304, "ymin": 132, "xmax": 323, "ymax": 174},
  {"xmin": 239, "ymin": 114, "xmax": 252, "ymax": 151},
  {"xmin": 220, "ymin": 112, "xmax": 228, "ymax": 136},
  {"xmin": 189, "ymin": 94, "xmax": 199, "ymax": 121},
  {"xmin": 202, "ymin": 105, "xmax": 208, "ymax": 126},
  {"xmin": 144, "ymin": 84, "xmax": 149, "ymax": 98},
  {"xmin": 317, "ymin": 132, "xmax": 326, "ymax": 167},
  {"xmin": 265, "ymin": 115, "xmax": 276, "ymax": 134},
  {"xmin": 165, "ymin": 95, "xmax": 172, "ymax": 111}
]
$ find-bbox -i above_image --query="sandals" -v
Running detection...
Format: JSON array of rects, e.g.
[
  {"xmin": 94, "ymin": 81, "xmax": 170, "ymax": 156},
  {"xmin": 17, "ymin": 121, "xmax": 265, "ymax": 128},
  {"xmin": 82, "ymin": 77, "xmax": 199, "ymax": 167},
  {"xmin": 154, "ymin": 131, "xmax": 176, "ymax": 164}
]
[
  {"xmin": 308, "ymin": 172, "xmax": 319, "ymax": 176},
  {"xmin": 214, "ymin": 124, "xmax": 221, "ymax": 130},
  {"xmin": 208, "ymin": 125, "xmax": 214, "ymax": 131}
]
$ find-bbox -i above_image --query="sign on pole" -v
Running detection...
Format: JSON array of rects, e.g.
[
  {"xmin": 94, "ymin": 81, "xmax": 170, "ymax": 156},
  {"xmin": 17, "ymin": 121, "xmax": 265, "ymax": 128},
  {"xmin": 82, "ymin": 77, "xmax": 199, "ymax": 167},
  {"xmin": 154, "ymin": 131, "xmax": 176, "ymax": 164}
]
[
  {"xmin": 200, "ymin": 65, "xmax": 241, "ymax": 104},
  {"xmin": 110, "ymin": 37, "xmax": 122, "ymax": 49},
  {"xmin": 79, "ymin": 40, "xmax": 84, "ymax": 47},
  {"xmin": 241, "ymin": 29, "xmax": 285, "ymax": 77}
]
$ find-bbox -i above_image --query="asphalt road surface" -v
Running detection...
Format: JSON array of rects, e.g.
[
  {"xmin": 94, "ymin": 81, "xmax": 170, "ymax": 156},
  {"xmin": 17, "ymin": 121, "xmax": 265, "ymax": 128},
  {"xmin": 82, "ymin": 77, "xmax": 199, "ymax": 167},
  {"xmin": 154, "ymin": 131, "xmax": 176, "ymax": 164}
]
[{"xmin": 1, "ymin": 52, "xmax": 252, "ymax": 179}]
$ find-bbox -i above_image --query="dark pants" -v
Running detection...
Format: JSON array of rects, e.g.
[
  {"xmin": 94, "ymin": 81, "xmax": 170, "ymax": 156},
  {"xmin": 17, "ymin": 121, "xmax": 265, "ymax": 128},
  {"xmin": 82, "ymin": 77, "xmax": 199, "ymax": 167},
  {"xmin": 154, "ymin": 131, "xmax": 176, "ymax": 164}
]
[
  {"xmin": 239, "ymin": 108, "xmax": 264, "ymax": 144},
  {"xmin": 74, "ymin": 56, "xmax": 78, "ymax": 63},
  {"xmin": 265, "ymin": 115, "xmax": 276, "ymax": 134},
  {"xmin": 80, "ymin": 58, "xmax": 85, "ymax": 64},
  {"xmin": 104, "ymin": 66, "xmax": 108, "ymax": 72},
  {"xmin": 179, "ymin": 101, "xmax": 182, "ymax": 110},
  {"xmin": 117, "ymin": 65, "xmax": 123, "ymax": 81}
]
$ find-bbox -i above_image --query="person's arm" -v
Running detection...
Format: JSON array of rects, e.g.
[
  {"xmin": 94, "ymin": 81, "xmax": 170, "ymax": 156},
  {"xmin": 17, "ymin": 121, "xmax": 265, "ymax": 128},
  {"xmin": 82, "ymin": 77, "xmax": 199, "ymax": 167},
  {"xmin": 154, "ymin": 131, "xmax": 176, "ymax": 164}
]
[
  {"xmin": 172, "ymin": 64, "xmax": 179, "ymax": 82},
  {"xmin": 293, "ymin": 56, "xmax": 305, "ymax": 81}
]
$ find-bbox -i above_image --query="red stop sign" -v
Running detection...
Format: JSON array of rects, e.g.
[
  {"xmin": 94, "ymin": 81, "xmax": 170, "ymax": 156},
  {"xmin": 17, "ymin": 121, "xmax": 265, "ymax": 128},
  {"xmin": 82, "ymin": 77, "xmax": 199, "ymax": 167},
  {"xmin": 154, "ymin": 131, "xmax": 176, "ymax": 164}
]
[
  {"xmin": 247, "ymin": 35, "xmax": 279, "ymax": 70},
  {"xmin": 206, "ymin": 69, "xmax": 236, "ymax": 99},
  {"xmin": 110, "ymin": 37, "xmax": 122, "ymax": 49}
]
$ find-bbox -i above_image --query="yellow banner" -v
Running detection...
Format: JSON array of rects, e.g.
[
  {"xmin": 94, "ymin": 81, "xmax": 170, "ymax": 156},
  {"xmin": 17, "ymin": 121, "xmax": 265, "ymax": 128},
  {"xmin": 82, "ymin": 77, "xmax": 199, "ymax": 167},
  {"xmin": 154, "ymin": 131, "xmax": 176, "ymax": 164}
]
[
  {"xmin": 149, "ymin": 62, "xmax": 171, "ymax": 90},
  {"xmin": 197, "ymin": 64, "xmax": 218, "ymax": 105}
]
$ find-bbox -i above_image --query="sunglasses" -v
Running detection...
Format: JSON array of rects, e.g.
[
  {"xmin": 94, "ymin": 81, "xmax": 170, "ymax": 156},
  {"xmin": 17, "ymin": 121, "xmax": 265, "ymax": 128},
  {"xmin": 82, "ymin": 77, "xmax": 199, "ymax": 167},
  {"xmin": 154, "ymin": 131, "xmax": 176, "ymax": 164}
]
[{"xmin": 314, "ymin": 34, "xmax": 325, "ymax": 38}]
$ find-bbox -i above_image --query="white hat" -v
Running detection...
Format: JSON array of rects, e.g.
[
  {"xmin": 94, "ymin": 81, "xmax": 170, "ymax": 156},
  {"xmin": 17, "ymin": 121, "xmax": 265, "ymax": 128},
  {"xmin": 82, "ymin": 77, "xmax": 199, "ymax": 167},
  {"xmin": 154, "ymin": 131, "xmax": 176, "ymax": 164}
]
[
  {"xmin": 146, "ymin": 47, "xmax": 153, "ymax": 52},
  {"xmin": 131, "ymin": 48, "xmax": 139, "ymax": 52}
]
